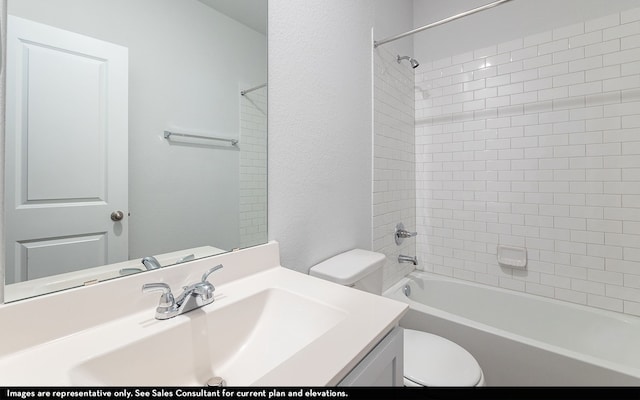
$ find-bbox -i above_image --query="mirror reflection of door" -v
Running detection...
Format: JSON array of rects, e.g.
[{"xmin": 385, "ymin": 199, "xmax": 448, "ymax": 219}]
[{"xmin": 4, "ymin": 16, "xmax": 128, "ymax": 284}]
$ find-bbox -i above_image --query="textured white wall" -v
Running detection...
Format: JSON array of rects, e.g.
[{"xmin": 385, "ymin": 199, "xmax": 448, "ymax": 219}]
[
  {"xmin": 268, "ymin": 0, "xmax": 415, "ymax": 274},
  {"xmin": 268, "ymin": 0, "xmax": 377, "ymax": 273},
  {"xmin": 413, "ymin": 0, "xmax": 640, "ymax": 63},
  {"xmin": 373, "ymin": 0, "xmax": 414, "ymax": 57}
]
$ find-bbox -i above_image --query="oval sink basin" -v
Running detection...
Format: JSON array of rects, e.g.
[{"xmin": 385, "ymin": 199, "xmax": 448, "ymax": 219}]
[{"xmin": 69, "ymin": 288, "xmax": 347, "ymax": 386}]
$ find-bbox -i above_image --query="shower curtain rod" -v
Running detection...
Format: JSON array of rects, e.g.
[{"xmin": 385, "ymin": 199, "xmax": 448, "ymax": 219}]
[
  {"xmin": 374, "ymin": 0, "xmax": 514, "ymax": 48},
  {"xmin": 241, "ymin": 83, "xmax": 267, "ymax": 96}
]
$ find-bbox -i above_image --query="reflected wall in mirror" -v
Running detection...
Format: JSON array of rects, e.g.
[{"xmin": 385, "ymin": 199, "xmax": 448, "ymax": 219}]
[{"xmin": 2, "ymin": 0, "xmax": 268, "ymax": 302}]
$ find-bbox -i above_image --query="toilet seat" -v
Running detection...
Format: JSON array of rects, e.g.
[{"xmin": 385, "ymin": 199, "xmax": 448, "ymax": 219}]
[{"xmin": 403, "ymin": 329, "xmax": 484, "ymax": 387}]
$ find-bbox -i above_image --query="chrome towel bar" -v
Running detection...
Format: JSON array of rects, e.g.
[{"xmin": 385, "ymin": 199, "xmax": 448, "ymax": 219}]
[{"xmin": 164, "ymin": 130, "xmax": 238, "ymax": 146}]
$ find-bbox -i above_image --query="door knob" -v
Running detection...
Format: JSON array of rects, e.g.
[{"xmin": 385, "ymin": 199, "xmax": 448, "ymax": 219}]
[{"xmin": 111, "ymin": 210, "xmax": 124, "ymax": 221}]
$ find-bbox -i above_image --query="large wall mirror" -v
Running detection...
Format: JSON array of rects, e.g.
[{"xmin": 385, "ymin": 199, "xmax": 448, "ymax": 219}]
[{"xmin": 2, "ymin": 0, "xmax": 268, "ymax": 302}]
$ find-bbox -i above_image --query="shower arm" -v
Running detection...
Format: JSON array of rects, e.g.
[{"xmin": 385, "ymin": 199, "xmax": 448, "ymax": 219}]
[
  {"xmin": 374, "ymin": 0, "xmax": 514, "ymax": 48},
  {"xmin": 397, "ymin": 55, "xmax": 419, "ymax": 68}
]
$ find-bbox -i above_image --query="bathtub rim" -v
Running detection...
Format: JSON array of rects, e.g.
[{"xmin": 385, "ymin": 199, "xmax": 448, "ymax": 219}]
[{"xmin": 383, "ymin": 270, "xmax": 640, "ymax": 381}]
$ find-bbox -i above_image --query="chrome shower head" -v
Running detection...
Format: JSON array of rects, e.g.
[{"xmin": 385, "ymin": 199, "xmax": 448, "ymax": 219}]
[{"xmin": 397, "ymin": 55, "xmax": 420, "ymax": 69}]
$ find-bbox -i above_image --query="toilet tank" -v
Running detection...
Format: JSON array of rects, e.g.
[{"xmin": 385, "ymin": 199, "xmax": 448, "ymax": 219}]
[{"xmin": 309, "ymin": 249, "xmax": 386, "ymax": 295}]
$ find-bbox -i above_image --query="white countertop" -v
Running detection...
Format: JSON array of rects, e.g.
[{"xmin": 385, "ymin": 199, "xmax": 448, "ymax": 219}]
[
  {"xmin": 4, "ymin": 245, "xmax": 227, "ymax": 302},
  {"xmin": 0, "ymin": 241, "xmax": 408, "ymax": 386}
]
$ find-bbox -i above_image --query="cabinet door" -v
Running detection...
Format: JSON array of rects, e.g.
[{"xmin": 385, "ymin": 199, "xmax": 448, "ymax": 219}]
[{"xmin": 338, "ymin": 327, "xmax": 404, "ymax": 386}]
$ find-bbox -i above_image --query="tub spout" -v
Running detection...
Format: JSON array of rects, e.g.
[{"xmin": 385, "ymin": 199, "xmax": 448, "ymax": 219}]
[{"xmin": 398, "ymin": 254, "xmax": 418, "ymax": 265}]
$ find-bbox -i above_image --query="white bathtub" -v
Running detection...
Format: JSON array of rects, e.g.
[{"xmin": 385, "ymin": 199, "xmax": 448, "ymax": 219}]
[{"xmin": 383, "ymin": 271, "xmax": 640, "ymax": 386}]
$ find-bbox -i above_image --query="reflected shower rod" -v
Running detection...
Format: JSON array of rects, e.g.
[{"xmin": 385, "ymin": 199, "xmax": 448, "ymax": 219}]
[
  {"xmin": 374, "ymin": 0, "xmax": 514, "ymax": 48},
  {"xmin": 241, "ymin": 83, "xmax": 267, "ymax": 96}
]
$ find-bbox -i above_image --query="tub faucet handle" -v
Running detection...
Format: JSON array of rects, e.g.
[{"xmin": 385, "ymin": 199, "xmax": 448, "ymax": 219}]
[
  {"xmin": 395, "ymin": 222, "xmax": 418, "ymax": 245},
  {"xmin": 397, "ymin": 229, "xmax": 418, "ymax": 238}
]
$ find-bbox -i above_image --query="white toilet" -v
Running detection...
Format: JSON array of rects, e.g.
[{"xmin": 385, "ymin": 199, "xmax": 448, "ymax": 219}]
[{"xmin": 309, "ymin": 249, "xmax": 485, "ymax": 387}]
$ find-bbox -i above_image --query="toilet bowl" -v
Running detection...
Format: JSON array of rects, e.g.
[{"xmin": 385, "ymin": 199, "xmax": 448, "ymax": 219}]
[{"xmin": 309, "ymin": 249, "xmax": 485, "ymax": 387}]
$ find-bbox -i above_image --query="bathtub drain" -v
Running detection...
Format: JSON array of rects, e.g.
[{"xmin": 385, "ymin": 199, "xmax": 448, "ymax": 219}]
[{"xmin": 403, "ymin": 284, "xmax": 411, "ymax": 297}]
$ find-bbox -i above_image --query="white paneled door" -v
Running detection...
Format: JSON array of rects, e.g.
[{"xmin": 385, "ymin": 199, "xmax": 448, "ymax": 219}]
[{"xmin": 5, "ymin": 16, "xmax": 128, "ymax": 284}]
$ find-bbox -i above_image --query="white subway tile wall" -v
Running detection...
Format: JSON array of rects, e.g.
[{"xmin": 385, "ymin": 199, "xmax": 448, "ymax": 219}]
[
  {"xmin": 239, "ymin": 87, "xmax": 268, "ymax": 248},
  {"xmin": 374, "ymin": 46, "xmax": 417, "ymax": 290},
  {"xmin": 415, "ymin": 7, "xmax": 640, "ymax": 316}
]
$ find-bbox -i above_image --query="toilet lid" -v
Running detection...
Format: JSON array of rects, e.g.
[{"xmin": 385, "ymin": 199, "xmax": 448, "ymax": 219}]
[{"xmin": 403, "ymin": 329, "xmax": 482, "ymax": 387}]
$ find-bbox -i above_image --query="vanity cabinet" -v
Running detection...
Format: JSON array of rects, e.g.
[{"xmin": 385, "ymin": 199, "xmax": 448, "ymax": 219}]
[{"xmin": 338, "ymin": 326, "xmax": 403, "ymax": 386}]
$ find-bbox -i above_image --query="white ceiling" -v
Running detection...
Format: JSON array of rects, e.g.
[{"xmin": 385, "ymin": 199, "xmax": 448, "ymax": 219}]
[{"xmin": 198, "ymin": 0, "xmax": 267, "ymax": 35}]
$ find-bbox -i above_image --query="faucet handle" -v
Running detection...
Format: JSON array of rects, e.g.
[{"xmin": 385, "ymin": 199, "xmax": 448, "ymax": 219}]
[
  {"xmin": 176, "ymin": 254, "xmax": 195, "ymax": 264},
  {"xmin": 192, "ymin": 264, "xmax": 224, "ymax": 300},
  {"xmin": 202, "ymin": 264, "xmax": 224, "ymax": 283},
  {"xmin": 395, "ymin": 222, "xmax": 418, "ymax": 245},
  {"xmin": 397, "ymin": 229, "xmax": 418, "ymax": 238},
  {"xmin": 142, "ymin": 282, "xmax": 176, "ymax": 309}
]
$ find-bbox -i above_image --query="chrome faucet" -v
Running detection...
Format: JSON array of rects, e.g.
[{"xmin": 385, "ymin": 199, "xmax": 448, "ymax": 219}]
[
  {"xmin": 398, "ymin": 254, "xmax": 418, "ymax": 265},
  {"xmin": 141, "ymin": 256, "xmax": 162, "ymax": 270},
  {"xmin": 142, "ymin": 264, "xmax": 224, "ymax": 320}
]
